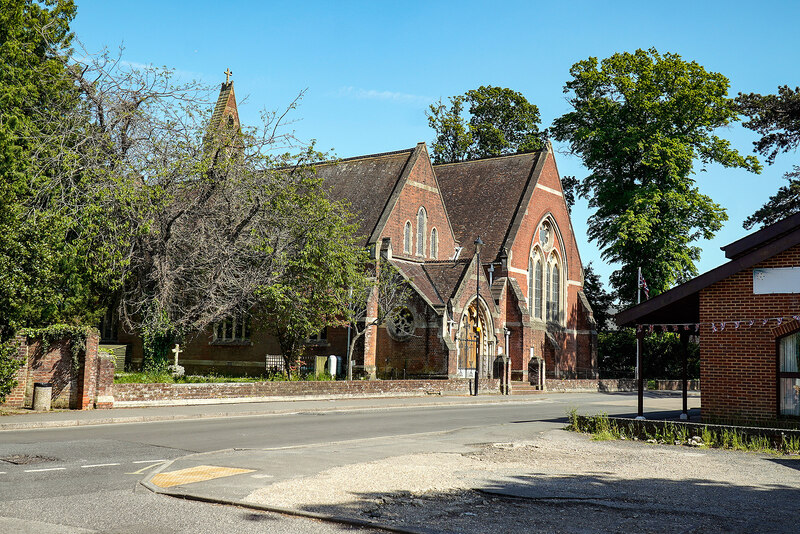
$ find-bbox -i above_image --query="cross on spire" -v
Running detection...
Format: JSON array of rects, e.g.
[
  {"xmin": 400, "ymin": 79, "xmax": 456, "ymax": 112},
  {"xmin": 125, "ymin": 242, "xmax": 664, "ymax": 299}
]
[{"xmin": 224, "ymin": 68, "xmax": 233, "ymax": 84}]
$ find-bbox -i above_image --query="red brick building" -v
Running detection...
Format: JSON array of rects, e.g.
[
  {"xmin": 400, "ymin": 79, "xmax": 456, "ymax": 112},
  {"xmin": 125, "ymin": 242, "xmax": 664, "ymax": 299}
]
[
  {"xmin": 114, "ymin": 81, "xmax": 597, "ymax": 382},
  {"xmin": 617, "ymin": 213, "xmax": 800, "ymax": 423}
]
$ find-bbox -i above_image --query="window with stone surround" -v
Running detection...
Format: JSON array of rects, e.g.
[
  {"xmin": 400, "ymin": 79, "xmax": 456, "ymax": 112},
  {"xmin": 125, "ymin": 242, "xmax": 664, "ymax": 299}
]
[
  {"xmin": 213, "ymin": 315, "xmax": 251, "ymax": 343},
  {"xmin": 430, "ymin": 227, "xmax": 438, "ymax": 259},
  {"xmin": 404, "ymin": 221, "xmax": 412, "ymax": 254},
  {"xmin": 416, "ymin": 207, "xmax": 427, "ymax": 256}
]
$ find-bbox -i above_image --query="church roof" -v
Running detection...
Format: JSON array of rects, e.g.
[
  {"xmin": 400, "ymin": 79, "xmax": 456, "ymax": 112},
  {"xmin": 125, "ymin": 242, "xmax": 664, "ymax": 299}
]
[
  {"xmin": 315, "ymin": 148, "xmax": 415, "ymax": 244},
  {"xmin": 434, "ymin": 150, "xmax": 544, "ymax": 260},
  {"xmin": 390, "ymin": 259, "xmax": 471, "ymax": 309}
]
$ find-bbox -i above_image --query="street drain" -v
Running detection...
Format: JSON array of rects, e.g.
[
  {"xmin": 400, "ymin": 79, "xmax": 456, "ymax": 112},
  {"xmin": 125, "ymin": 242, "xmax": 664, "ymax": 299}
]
[{"xmin": 0, "ymin": 454, "xmax": 59, "ymax": 465}]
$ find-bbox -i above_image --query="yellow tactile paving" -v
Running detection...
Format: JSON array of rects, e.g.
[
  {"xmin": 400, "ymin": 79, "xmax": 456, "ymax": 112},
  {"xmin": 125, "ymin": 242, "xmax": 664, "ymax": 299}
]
[{"xmin": 151, "ymin": 465, "xmax": 255, "ymax": 488}]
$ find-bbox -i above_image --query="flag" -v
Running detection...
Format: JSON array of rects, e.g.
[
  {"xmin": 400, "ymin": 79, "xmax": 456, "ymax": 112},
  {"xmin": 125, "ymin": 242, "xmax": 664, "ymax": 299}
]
[{"xmin": 638, "ymin": 271, "xmax": 650, "ymax": 299}]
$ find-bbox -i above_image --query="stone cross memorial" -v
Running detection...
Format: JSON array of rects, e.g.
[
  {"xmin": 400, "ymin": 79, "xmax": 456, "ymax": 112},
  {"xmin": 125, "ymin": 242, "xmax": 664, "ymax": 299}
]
[{"xmin": 172, "ymin": 344, "xmax": 182, "ymax": 368}]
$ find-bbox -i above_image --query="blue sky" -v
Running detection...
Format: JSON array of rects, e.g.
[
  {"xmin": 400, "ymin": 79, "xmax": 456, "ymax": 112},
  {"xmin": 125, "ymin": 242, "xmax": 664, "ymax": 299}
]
[{"xmin": 71, "ymin": 0, "xmax": 800, "ymax": 291}]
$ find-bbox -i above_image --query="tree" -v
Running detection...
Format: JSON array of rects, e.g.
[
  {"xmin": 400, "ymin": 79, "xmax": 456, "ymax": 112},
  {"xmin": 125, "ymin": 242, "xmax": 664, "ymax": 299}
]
[
  {"xmin": 259, "ymin": 197, "xmax": 367, "ymax": 373},
  {"xmin": 0, "ymin": 0, "xmax": 103, "ymax": 342},
  {"xmin": 737, "ymin": 86, "xmax": 800, "ymax": 229},
  {"xmin": 561, "ymin": 175, "xmax": 579, "ymax": 213},
  {"xmin": 427, "ymin": 86, "xmax": 544, "ymax": 164},
  {"xmin": 552, "ymin": 48, "xmax": 761, "ymax": 305},
  {"xmin": 13, "ymin": 40, "xmax": 363, "ymax": 369},
  {"xmin": 341, "ymin": 262, "xmax": 411, "ymax": 380},
  {"xmin": 582, "ymin": 263, "xmax": 615, "ymax": 331}
]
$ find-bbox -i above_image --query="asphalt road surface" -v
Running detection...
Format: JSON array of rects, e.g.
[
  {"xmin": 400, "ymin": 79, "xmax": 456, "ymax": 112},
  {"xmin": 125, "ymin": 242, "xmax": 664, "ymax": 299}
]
[{"xmin": 0, "ymin": 392, "xmax": 696, "ymax": 533}]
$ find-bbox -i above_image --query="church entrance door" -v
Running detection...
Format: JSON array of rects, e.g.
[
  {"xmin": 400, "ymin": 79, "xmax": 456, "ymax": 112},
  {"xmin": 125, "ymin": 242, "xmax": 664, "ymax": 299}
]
[{"xmin": 457, "ymin": 302, "xmax": 486, "ymax": 378}]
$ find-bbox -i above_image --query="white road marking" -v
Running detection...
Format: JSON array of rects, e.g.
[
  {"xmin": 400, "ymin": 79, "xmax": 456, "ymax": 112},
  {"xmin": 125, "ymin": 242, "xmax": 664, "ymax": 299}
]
[
  {"xmin": 0, "ymin": 471, "xmax": 6, "ymax": 474},
  {"xmin": 250, "ymin": 474, "xmax": 273, "ymax": 479},
  {"xmin": 132, "ymin": 459, "xmax": 167, "ymax": 464},
  {"xmin": 126, "ymin": 461, "xmax": 168, "ymax": 475},
  {"xmin": 81, "ymin": 463, "xmax": 120, "ymax": 468},
  {"xmin": 24, "ymin": 467, "xmax": 66, "ymax": 473}
]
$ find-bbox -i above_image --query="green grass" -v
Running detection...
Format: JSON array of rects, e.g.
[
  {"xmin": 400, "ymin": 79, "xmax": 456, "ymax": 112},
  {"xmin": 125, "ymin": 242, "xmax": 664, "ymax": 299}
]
[{"xmin": 567, "ymin": 411, "xmax": 800, "ymax": 455}]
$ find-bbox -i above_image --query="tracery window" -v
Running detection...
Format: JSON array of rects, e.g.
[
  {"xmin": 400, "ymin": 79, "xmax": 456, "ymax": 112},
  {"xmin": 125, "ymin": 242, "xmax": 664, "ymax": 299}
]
[
  {"xmin": 550, "ymin": 260, "xmax": 561, "ymax": 322},
  {"xmin": 535, "ymin": 256, "xmax": 543, "ymax": 320},
  {"xmin": 416, "ymin": 207, "xmax": 427, "ymax": 256},
  {"xmin": 430, "ymin": 227, "xmax": 438, "ymax": 259},
  {"xmin": 404, "ymin": 221, "xmax": 412, "ymax": 254}
]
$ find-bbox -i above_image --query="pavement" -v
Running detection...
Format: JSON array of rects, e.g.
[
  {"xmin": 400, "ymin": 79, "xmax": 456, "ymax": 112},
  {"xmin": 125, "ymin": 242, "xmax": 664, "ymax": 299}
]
[{"xmin": 2, "ymin": 391, "xmax": 703, "ymax": 533}]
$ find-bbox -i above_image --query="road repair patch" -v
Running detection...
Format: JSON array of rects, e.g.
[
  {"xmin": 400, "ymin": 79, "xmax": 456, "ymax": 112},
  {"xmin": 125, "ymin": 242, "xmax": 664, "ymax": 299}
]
[{"xmin": 151, "ymin": 465, "xmax": 254, "ymax": 488}]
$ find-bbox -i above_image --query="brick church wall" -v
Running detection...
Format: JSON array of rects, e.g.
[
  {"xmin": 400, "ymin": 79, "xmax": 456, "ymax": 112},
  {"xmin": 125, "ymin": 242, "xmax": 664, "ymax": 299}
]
[
  {"xmin": 699, "ymin": 244, "xmax": 800, "ymax": 423},
  {"xmin": 381, "ymin": 148, "xmax": 457, "ymax": 262},
  {"xmin": 506, "ymin": 151, "xmax": 594, "ymax": 378}
]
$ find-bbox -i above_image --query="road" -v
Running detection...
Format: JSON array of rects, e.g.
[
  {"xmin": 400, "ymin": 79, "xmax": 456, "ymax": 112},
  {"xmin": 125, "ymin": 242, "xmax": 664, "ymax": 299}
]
[{"xmin": 0, "ymin": 392, "xmax": 698, "ymax": 533}]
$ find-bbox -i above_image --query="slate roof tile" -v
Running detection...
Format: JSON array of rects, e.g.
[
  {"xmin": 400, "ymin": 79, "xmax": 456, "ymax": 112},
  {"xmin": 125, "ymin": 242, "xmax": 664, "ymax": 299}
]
[
  {"xmin": 434, "ymin": 152, "xmax": 541, "ymax": 260},
  {"xmin": 315, "ymin": 150, "xmax": 413, "ymax": 244}
]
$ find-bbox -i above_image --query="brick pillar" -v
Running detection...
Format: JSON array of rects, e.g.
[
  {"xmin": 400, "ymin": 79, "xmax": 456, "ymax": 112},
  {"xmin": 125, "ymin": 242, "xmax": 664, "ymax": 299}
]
[
  {"xmin": 1, "ymin": 335, "xmax": 30, "ymax": 408},
  {"xmin": 363, "ymin": 285, "xmax": 378, "ymax": 379},
  {"xmin": 78, "ymin": 332, "xmax": 100, "ymax": 409},
  {"xmin": 94, "ymin": 347, "xmax": 115, "ymax": 408}
]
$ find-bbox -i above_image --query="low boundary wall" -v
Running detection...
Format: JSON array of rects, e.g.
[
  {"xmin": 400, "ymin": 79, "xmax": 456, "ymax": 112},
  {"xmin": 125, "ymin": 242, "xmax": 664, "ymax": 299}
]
[
  {"xmin": 545, "ymin": 379, "xmax": 700, "ymax": 392},
  {"xmin": 113, "ymin": 378, "xmax": 501, "ymax": 407}
]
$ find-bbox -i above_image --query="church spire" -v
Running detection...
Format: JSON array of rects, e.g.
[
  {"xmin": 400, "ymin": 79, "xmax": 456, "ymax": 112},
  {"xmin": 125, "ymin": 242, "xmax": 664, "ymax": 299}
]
[{"xmin": 204, "ymin": 69, "xmax": 242, "ymax": 151}]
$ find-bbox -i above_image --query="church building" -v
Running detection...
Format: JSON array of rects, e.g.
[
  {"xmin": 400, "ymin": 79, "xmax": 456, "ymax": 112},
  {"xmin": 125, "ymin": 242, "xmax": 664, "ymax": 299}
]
[{"xmin": 116, "ymin": 79, "xmax": 598, "ymax": 383}]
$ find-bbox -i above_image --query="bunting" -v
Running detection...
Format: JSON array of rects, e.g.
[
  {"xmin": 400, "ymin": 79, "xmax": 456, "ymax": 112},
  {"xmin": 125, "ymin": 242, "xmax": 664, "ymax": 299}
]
[{"xmin": 633, "ymin": 315, "xmax": 800, "ymax": 333}]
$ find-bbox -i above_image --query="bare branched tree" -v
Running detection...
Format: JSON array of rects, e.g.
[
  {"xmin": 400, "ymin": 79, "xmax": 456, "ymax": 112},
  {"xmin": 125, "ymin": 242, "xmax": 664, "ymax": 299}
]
[
  {"xmin": 24, "ymin": 45, "xmax": 356, "ymax": 367},
  {"xmin": 342, "ymin": 263, "xmax": 411, "ymax": 380}
]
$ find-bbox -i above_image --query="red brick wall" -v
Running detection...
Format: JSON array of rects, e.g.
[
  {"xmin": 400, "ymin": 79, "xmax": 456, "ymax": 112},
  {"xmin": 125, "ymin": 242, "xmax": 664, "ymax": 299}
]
[
  {"xmin": 113, "ymin": 378, "xmax": 501, "ymax": 405},
  {"xmin": 3, "ymin": 335, "xmax": 31, "ymax": 408},
  {"xmin": 373, "ymin": 292, "xmax": 450, "ymax": 378},
  {"xmin": 1, "ymin": 331, "xmax": 110, "ymax": 410},
  {"xmin": 506, "ymin": 151, "xmax": 595, "ymax": 378},
  {"xmin": 700, "ymin": 244, "xmax": 800, "ymax": 422},
  {"xmin": 381, "ymin": 148, "xmax": 458, "ymax": 260}
]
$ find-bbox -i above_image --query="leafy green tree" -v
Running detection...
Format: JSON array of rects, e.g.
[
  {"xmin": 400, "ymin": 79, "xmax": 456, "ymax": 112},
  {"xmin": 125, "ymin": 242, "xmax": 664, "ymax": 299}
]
[
  {"xmin": 427, "ymin": 86, "xmax": 544, "ymax": 163},
  {"xmin": 582, "ymin": 263, "xmax": 615, "ymax": 331},
  {"xmin": 552, "ymin": 48, "xmax": 761, "ymax": 305},
  {"xmin": 737, "ymin": 86, "xmax": 800, "ymax": 229},
  {"xmin": 0, "ymin": 0, "xmax": 104, "ymax": 343},
  {"xmin": 259, "ymin": 194, "xmax": 367, "ymax": 373},
  {"xmin": 598, "ymin": 330, "xmax": 699, "ymax": 379}
]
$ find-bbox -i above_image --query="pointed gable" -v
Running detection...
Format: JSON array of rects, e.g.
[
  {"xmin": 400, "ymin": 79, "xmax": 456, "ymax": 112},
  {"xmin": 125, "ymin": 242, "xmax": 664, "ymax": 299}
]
[
  {"xmin": 209, "ymin": 81, "xmax": 240, "ymax": 132},
  {"xmin": 377, "ymin": 143, "xmax": 458, "ymax": 261}
]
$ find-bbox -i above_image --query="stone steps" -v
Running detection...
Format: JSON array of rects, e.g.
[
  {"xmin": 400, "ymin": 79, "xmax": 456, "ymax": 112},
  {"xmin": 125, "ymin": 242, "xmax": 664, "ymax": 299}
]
[{"xmin": 509, "ymin": 381, "xmax": 543, "ymax": 395}]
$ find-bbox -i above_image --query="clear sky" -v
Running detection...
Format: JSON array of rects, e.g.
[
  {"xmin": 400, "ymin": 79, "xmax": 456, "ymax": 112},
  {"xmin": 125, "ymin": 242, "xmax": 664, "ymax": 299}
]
[{"xmin": 70, "ymin": 0, "xmax": 800, "ymax": 293}]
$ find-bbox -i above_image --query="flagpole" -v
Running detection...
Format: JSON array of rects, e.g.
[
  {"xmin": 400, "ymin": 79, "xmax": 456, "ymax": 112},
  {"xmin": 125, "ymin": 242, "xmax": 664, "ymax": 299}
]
[{"xmin": 636, "ymin": 267, "xmax": 641, "ymax": 381}]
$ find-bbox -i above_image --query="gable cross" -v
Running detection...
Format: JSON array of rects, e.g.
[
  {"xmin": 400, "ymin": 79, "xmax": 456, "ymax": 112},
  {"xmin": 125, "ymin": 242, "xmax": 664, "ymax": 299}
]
[
  {"xmin": 224, "ymin": 68, "xmax": 233, "ymax": 84},
  {"xmin": 172, "ymin": 343, "xmax": 183, "ymax": 367}
]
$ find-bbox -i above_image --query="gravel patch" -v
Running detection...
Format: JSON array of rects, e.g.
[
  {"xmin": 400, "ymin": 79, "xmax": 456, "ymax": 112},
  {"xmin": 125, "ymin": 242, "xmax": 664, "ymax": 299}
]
[{"xmin": 245, "ymin": 430, "xmax": 800, "ymax": 533}]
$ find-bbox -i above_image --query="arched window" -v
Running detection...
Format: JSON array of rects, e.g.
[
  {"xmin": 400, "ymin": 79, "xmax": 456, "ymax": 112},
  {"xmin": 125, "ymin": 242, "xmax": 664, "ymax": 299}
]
[
  {"xmin": 528, "ymin": 258, "xmax": 533, "ymax": 306},
  {"xmin": 404, "ymin": 221, "xmax": 412, "ymax": 254},
  {"xmin": 535, "ymin": 256, "xmax": 543, "ymax": 320},
  {"xmin": 430, "ymin": 228, "xmax": 438, "ymax": 259},
  {"xmin": 551, "ymin": 261, "xmax": 560, "ymax": 322},
  {"xmin": 416, "ymin": 207, "xmax": 427, "ymax": 256}
]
